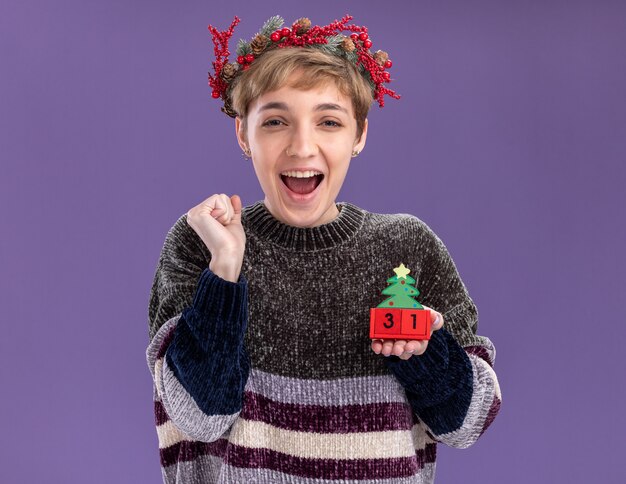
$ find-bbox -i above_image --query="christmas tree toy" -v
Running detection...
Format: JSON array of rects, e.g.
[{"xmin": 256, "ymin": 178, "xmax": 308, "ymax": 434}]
[{"xmin": 370, "ymin": 263, "xmax": 432, "ymax": 340}]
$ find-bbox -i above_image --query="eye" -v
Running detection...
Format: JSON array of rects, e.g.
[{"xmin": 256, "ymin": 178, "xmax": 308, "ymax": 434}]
[
  {"xmin": 320, "ymin": 120, "xmax": 342, "ymax": 128},
  {"xmin": 262, "ymin": 119, "xmax": 285, "ymax": 127}
]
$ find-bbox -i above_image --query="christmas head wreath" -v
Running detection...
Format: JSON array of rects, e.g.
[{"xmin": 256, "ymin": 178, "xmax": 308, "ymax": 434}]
[{"xmin": 207, "ymin": 14, "xmax": 401, "ymax": 118}]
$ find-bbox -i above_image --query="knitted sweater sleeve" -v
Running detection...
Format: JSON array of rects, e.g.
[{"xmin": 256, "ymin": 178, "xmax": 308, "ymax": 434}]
[
  {"xmin": 384, "ymin": 218, "xmax": 502, "ymax": 449},
  {"xmin": 145, "ymin": 214, "xmax": 250, "ymax": 443}
]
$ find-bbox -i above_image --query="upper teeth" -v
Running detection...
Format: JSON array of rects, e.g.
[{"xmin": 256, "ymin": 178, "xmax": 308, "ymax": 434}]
[{"xmin": 281, "ymin": 170, "xmax": 322, "ymax": 178}]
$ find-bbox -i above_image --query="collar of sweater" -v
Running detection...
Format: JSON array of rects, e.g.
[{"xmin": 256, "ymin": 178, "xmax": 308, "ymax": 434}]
[{"xmin": 242, "ymin": 200, "xmax": 366, "ymax": 252}]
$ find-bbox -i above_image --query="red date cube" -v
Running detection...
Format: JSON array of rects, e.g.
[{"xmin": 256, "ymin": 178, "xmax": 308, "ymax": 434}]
[
  {"xmin": 400, "ymin": 309, "xmax": 430, "ymax": 338},
  {"xmin": 370, "ymin": 308, "xmax": 402, "ymax": 337}
]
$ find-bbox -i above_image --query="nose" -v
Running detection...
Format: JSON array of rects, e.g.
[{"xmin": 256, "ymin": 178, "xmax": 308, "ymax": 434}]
[{"xmin": 287, "ymin": 124, "xmax": 318, "ymax": 158}]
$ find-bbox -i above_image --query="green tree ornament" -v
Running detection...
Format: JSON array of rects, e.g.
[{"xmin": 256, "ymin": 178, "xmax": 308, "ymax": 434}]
[{"xmin": 376, "ymin": 263, "xmax": 424, "ymax": 309}]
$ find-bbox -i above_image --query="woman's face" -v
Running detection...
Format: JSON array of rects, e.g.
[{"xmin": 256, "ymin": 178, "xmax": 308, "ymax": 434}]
[{"xmin": 235, "ymin": 75, "xmax": 368, "ymax": 228}]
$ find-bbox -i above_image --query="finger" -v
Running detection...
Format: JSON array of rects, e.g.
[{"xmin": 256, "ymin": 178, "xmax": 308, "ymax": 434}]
[
  {"xmin": 404, "ymin": 340, "xmax": 428, "ymax": 355},
  {"xmin": 414, "ymin": 340, "xmax": 428, "ymax": 355},
  {"xmin": 400, "ymin": 340, "xmax": 425, "ymax": 359},
  {"xmin": 219, "ymin": 193, "xmax": 233, "ymax": 223},
  {"xmin": 406, "ymin": 340, "xmax": 426, "ymax": 355},
  {"xmin": 371, "ymin": 339, "xmax": 383, "ymax": 354},
  {"xmin": 224, "ymin": 193, "xmax": 236, "ymax": 223},
  {"xmin": 207, "ymin": 195, "xmax": 226, "ymax": 219},
  {"xmin": 212, "ymin": 194, "xmax": 230, "ymax": 224},
  {"xmin": 404, "ymin": 340, "xmax": 418, "ymax": 353},
  {"xmin": 392, "ymin": 340, "xmax": 407, "ymax": 356},
  {"xmin": 381, "ymin": 340, "xmax": 395, "ymax": 357},
  {"xmin": 404, "ymin": 340, "xmax": 420, "ymax": 354}
]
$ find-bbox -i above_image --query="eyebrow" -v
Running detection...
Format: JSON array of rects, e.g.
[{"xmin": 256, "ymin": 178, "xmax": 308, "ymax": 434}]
[{"xmin": 258, "ymin": 101, "xmax": 349, "ymax": 114}]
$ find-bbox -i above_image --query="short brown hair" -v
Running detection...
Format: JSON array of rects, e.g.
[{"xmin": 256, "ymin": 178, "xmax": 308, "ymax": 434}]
[{"xmin": 230, "ymin": 47, "xmax": 373, "ymax": 141}]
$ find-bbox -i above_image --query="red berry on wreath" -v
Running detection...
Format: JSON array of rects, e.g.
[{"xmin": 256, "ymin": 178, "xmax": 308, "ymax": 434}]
[
  {"xmin": 359, "ymin": 32, "xmax": 368, "ymax": 41},
  {"xmin": 363, "ymin": 39, "xmax": 372, "ymax": 49},
  {"xmin": 237, "ymin": 56, "xmax": 245, "ymax": 64},
  {"xmin": 281, "ymin": 27, "xmax": 290, "ymax": 37},
  {"xmin": 384, "ymin": 59, "xmax": 393, "ymax": 68},
  {"xmin": 245, "ymin": 53, "xmax": 254, "ymax": 63},
  {"xmin": 270, "ymin": 32, "xmax": 281, "ymax": 42}
]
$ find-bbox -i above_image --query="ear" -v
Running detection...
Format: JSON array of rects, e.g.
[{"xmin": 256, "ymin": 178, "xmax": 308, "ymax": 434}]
[
  {"xmin": 354, "ymin": 118, "xmax": 368, "ymax": 152},
  {"xmin": 235, "ymin": 116, "xmax": 248, "ymax": 151}
]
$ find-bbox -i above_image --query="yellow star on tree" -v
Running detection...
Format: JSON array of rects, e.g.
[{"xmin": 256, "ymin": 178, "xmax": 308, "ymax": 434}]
[{"xmin": 393, "ymin": 263, "xmax": 411, "ymax": 279}]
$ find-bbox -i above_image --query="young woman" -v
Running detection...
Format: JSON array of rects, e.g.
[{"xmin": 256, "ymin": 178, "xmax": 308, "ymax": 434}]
[{"xmin": 147, "ymin": 15, "xmax": 501, "ymax": 483}]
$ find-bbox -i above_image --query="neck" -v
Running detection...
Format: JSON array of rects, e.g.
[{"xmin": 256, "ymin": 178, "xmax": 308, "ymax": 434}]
[
  {"xmin": 242, "ymin": 200, "xmax": 366, "ymax": 252},
  {"xmin": 263, "ymin": 198, "xmax": 341, "ymax": 228}
]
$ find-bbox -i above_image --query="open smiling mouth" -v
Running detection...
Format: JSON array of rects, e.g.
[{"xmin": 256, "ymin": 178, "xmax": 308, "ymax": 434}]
[{"xmin": 280, "ymin": 174, "xmax": 324, "ymax": 195}]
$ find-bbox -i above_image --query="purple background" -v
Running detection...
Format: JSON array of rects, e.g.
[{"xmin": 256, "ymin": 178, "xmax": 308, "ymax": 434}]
[{"xmin": 1, "ymin": 0, "xmax": 624, "ymax": 482}]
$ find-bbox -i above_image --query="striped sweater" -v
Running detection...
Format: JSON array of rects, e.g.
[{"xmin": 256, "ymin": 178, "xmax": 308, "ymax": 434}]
[{"xmin": 146, "ymin": 200, "xmax": 502, "ymax": 483}]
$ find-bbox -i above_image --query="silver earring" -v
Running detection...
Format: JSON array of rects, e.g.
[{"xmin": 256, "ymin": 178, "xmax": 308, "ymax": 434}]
[
  {"xmin": 242, "ymin": 147, "xmax": 251, "ymax": 160},
  {"xmin": 352, "ymin": 149, "xmax": 360, "ymax": 158}
]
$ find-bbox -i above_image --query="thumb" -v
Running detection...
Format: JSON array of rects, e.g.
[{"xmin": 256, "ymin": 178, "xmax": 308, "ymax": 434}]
[
  {"xmin": 431, "ymin": 310, "xmax": 444, "ymax": 332},
  {"xmin": 230, "ymin": 194, "xmax": 242, "ymax": 224}
]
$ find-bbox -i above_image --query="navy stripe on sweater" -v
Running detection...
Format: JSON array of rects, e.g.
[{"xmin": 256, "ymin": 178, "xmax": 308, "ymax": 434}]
[
  {"xmin": 384, "ymin": 327, "xmax": 473, "ymax": 435},
  {"xmin": 165, "ymin": 268, "xmax": 250, "ymax": 416}
]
